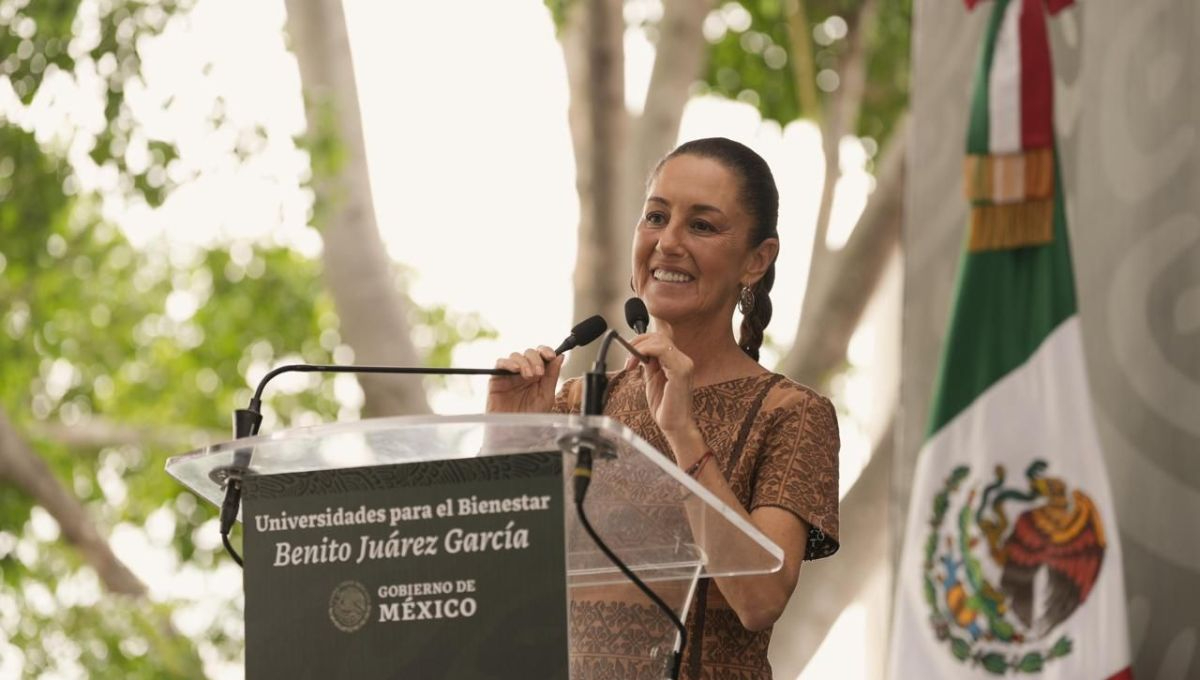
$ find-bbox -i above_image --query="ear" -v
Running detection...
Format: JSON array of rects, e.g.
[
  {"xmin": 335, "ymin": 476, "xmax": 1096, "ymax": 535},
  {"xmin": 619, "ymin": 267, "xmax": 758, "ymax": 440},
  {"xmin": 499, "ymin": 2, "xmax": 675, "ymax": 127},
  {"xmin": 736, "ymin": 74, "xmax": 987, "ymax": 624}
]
[{"xmin": 742, "ymin": 237, "xmax": 779, "ymax": 287}]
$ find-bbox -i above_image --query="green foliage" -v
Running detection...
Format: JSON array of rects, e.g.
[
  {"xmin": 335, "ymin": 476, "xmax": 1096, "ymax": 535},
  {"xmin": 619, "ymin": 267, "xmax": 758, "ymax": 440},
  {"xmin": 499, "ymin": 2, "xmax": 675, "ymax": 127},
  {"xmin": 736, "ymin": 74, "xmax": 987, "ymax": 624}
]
[
  {"xmin": 6, "ymin": 539, "xmax": 210, "ymax": 678},
  {"xmin": 701, "ymin": 0, "xmax": 911, "ymax": 147},
  {"xmin": 0, "ymin": 0, "xmax": 80, "ymax": 104},
  {"xmin": 859, "ymin": 0, "xmax": 911, "ymax": 141},
  {"xmin": 0, "ymin": 115, "xmax": 323, "ymax": 675},
  {"xmin": 932, "ymin": 489, "xmax": 949, "ymax": 522},
  {"xmin": 297, "ymin": 95, "xmax": 347, "ymax": 233},
  {"xmin": 542, "ymin": 0, "xmax": 573, "ymax": 34},
  {"xmin": 978, "ymin": 651, "xmax": 1009, "ymax": 674},
  {"xmin": 2, "ymin": 0, "xmax": 192, "ymax": 207},
  {"xmin": 949, "ymin": 635, "xmax": 970, "ymax": 661},
  {"xmin": 1016, "ymin": 652, "xmax": 1044, "ymax": 673},
  {"xmin": 1049, "ymin": 635, "xmax": 1072, "ymax": 658},
  {"xmin": 949, "ymin": 466, "xmax": 970, "ymax": 486},
  {"xmin": 540, "ymin": 1, "xmax": 909, "ymax": 152},
  {"xmin": 701, "ymin": 0, "xmax": 802, "ymax": 124},
  {"xmin": 412, "ymin": 303, "xmax": 497, "ymax": 372},
  {"xmin": 0, "ymin": 1, "xmax": 495, "ymax": 676},
  {"xmin": 922, "ymin": 574, "xmax": 936, "ymax": 608}
]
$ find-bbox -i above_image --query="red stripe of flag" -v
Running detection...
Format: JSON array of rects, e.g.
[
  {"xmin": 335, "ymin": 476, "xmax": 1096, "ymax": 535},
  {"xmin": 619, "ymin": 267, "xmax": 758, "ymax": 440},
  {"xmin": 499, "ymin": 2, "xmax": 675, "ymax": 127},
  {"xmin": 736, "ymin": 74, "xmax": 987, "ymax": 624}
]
[
  {"xmin": 1018, "ymin": 0, "xmax": 1054, "ymax": 149},
  {"xmin": 967, "ymin": 0, "xmax": 1075, "ymax": 15},
  {"xmin": 1046, "ymin": 0, "xmax": 1076, "ymax": 15}
]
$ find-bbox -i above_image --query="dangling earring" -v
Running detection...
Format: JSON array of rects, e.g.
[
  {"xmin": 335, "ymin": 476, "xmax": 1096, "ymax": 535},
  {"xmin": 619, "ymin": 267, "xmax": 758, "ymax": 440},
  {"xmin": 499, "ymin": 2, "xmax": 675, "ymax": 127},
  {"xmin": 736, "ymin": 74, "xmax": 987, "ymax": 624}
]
[{"xmin": 738, "ymin": 285, "xmax": 756, "ymax": 314}]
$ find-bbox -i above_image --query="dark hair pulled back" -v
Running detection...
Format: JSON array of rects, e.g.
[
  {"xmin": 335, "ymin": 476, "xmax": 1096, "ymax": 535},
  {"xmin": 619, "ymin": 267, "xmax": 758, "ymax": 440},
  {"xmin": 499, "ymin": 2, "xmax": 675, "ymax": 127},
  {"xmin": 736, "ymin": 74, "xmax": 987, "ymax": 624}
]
[{"xmin": 653, "ymin": 137, "xmax": 780, "ymax": 361}]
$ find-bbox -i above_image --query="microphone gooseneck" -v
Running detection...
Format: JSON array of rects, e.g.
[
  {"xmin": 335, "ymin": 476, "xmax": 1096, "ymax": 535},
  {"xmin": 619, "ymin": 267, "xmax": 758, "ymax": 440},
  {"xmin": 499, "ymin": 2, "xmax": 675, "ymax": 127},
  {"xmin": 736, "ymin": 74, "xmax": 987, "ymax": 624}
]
[
  {"xmin": 217, "ymin": 315, "xmax": 611, "ymax": 568},
  {"xmin": 573, "ymin": 315, "xmax": 688, "ymax": 679}
]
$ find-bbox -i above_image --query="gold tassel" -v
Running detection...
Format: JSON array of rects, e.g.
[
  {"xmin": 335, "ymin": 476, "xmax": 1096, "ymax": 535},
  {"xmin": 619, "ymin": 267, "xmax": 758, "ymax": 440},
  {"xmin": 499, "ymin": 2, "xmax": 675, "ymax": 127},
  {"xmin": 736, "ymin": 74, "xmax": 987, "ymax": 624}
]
[{"xmin": 968, "ymin": 200, "xmax": 1054, "ymax": 252}]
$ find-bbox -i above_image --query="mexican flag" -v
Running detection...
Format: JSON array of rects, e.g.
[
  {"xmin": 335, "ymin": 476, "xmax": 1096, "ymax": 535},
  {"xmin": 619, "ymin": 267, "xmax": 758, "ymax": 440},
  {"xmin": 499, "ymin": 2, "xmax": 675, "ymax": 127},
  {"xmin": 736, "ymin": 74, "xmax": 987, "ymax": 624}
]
[{"xmin": 886, "ymin": 0, "xmax": 1133, "ymax": 678}]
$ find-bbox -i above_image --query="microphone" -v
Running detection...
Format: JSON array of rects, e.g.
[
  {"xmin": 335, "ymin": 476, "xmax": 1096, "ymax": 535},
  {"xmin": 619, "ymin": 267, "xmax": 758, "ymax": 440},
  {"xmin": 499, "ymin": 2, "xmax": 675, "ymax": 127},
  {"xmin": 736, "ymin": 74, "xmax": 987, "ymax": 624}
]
[
  {"xmin": 218, "ymin": 315, "xmax": 612, "ymax": 566},
  {"xmin": 553, "ymin": 314, "xmax": 607, "ymax": 355},
  {"xmin": 624, "ymin": 297, "xmax": 649, "ymax": 334},
  {"xmin": 572, "ymin": 302, "xmax": 690, "ymax": 678}
]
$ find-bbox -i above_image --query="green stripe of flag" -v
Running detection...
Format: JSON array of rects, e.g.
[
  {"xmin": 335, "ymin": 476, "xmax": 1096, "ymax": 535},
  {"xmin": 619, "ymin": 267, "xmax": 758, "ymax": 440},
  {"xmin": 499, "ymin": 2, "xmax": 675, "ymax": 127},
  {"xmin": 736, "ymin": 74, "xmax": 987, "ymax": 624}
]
[{"xmin": 926, "ymin": 152, "xmax": 1078, "ymax": 437}]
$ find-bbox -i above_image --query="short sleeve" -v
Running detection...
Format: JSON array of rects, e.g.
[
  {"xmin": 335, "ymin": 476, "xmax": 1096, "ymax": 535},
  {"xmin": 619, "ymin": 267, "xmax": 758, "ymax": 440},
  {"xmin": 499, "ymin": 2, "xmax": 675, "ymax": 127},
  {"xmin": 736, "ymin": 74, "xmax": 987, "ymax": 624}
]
[{"xmin": 750, "ymin": 394, "xmax": 840, "ymax": 560}]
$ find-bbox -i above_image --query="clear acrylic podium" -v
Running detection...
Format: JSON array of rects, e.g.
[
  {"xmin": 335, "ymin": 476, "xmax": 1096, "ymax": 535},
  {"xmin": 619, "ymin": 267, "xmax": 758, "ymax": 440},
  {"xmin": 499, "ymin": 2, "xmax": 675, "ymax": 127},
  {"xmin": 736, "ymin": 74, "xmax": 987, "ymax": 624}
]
[{"xmin": 166, "ymin": 413, "xmax": 783, "ymax": 678}]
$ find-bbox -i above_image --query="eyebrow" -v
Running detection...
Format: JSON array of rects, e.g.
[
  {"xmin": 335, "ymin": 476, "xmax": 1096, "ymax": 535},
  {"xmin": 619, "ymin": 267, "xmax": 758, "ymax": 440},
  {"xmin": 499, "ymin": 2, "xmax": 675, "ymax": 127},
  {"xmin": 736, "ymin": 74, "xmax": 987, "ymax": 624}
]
[{"xmin": 646, "ymin": 196, "xmax": 726, "ymax": 216}]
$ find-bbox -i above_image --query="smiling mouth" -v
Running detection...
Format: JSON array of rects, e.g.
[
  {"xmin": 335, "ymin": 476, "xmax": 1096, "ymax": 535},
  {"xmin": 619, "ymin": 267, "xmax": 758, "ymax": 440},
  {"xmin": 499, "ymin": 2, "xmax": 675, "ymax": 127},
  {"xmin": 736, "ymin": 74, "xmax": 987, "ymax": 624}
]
[{"xmin": 652, "ymin": 269, "xmax": 694, "ymax": 283}]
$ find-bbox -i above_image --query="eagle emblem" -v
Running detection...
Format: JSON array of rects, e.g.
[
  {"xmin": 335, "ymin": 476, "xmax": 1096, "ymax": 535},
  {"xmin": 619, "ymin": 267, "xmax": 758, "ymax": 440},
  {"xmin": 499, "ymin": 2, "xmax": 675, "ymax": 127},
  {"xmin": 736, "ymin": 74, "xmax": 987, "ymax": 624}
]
[{"xmin": 922, "ymin": 461, "xmax": 1106, "ymax": 674}]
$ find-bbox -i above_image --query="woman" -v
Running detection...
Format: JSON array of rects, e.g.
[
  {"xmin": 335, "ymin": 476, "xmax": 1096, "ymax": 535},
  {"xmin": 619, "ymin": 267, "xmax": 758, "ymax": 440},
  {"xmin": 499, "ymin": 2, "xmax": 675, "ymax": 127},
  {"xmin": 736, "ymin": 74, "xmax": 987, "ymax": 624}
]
[{"xmin": 488, "ymin": 138, "xmax": 840, "ymax": 679}]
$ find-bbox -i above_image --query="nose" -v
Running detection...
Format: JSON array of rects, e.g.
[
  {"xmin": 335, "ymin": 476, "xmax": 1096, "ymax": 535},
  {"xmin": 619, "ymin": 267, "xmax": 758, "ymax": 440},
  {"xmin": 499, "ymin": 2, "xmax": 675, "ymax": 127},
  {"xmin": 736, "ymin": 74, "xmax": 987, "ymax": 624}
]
[{"xmin": 655, "ymin": 219, "xmax": 685, "ymax": 255}]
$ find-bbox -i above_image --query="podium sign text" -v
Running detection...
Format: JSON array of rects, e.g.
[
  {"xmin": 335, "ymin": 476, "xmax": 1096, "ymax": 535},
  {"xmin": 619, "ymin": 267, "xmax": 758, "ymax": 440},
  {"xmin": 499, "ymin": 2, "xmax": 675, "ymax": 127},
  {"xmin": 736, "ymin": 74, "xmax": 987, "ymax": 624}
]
[{"xmin": 243, "ymin": 451, "xmax": 569, "ymax": 679}]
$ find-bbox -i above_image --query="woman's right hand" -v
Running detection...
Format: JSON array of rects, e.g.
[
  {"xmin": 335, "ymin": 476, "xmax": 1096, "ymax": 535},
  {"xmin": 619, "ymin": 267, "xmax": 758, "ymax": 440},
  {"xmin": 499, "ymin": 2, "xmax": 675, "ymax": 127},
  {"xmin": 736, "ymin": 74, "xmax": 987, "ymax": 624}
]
[{"xmin": 486, "ymin": 346, "xmax": 563, "ymax": 413}]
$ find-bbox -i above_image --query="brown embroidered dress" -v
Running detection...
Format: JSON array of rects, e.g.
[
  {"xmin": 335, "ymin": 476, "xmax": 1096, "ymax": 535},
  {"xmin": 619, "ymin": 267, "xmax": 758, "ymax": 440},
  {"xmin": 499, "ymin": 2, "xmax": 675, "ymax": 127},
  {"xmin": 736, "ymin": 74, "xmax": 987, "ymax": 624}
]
[{"xmin": 554, "ymin": 368, "xmax": 840, "ymax": 680}]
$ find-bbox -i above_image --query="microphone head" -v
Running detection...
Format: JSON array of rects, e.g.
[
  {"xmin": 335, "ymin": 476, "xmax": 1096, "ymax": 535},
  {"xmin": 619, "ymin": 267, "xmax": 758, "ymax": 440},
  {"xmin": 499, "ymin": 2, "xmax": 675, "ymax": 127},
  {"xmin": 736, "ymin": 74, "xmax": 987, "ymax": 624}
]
[
  {"xmin": 571, "ymin": 314, "xmax": 608, "ymax": 347},
  {"xmin": 554, "ymin": 315, "xmax": 608, "ymax": 355},
  {"xmin": 624, "ymin": 297, "xmax": 649, "ymax": 334}
]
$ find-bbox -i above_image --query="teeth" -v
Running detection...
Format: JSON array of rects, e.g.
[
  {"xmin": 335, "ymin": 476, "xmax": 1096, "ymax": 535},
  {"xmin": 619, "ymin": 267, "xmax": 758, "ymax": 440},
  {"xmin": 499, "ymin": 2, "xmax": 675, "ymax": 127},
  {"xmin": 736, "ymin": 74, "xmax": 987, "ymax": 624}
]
[{"xmin": 653, "ymin": 269, "xmax": 693, "ymax": 283}]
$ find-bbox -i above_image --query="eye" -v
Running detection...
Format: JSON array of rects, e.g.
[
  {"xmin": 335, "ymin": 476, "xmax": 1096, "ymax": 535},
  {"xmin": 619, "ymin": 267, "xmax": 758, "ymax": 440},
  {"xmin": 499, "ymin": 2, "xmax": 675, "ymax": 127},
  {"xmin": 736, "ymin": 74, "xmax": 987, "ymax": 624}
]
[
  {"xmin": 691, "ymin": 220, "xmax": 716, "ymax": 233},
  {"xmin": 645, "ymin": 211, "xmax": 667, "ymax": 226}
]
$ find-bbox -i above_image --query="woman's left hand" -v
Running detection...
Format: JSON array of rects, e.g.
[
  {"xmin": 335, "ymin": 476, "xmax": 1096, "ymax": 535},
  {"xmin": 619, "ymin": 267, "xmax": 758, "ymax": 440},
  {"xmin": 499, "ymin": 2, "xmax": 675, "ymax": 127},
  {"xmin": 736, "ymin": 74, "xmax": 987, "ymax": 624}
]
[{"xmin": 627, "ymin": 331, "xmax": 697, "ymax": 439}]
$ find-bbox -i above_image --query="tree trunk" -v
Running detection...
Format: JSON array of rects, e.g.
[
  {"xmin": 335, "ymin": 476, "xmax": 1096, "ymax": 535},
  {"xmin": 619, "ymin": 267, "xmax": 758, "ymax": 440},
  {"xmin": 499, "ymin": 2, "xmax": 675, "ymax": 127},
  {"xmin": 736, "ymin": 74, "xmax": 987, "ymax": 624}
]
[
  {"xmin": 627, "ymin": 0, "xmax": 717, "ymax": 214},
  {"xmin": 779, "ymin": 116, "xmax": 907, "ymax": 387},
  {"xmin": 770, "ymin": 416, "xmax": 895, "ymax": 676},
  {"xmin": 284, "ymin": 0, "xmax": 429, "ymax": 417},
  {"xmin": 771, "ymin": 116, "xmax": 908, "ymax": 676},
  {"xmin": 0, "ymin": 410, "xmax": 145, "ymax": 596},
  {"xmin": 786, "ymin": 0, "xmax": 880, "ymax": 382},
  {"xmin": 562, "ymin": 0, "xmax": 714, "ymax": 375},
  {"xmin": 562, "ymin": 0, "xmax": 628, "ymax": 375},
  {"xmin": 554, "ymin": 6, "xmax": 907, "ymax": 674}
]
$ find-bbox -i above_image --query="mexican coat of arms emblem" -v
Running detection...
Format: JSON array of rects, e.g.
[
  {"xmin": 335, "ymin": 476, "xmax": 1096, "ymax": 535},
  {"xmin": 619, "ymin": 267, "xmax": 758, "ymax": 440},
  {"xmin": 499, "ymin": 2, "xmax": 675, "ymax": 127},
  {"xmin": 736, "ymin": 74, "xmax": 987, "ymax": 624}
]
[{"xmin": 923, "ymin": 460, "xmax": 1107, "ymax": 674}]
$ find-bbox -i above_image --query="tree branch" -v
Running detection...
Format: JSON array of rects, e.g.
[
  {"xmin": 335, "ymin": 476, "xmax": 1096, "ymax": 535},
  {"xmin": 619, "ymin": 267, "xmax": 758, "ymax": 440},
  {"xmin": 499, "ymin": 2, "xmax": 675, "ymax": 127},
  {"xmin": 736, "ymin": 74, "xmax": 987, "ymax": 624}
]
[
  {"xmin": 631, "ymin": 0, "xmax": 716, "ymax": 191},
  {"xmin": 28, "ymin": 419, "xmax": 224, "ymax": 452},
  {"xmin": 0, "ymin": 410, "xmax": 146, "ymax": 596},
  {"xmin": 285, "ymin": 0, "xmax": 430, "ymax": 417},
  {"xmin": 606, "ymin": 0, "xmax": 719, "ymax": 348},
  {"xmin": 794, "ymin": 0, "xmax": 880, "ymax": 303},
  {"xmin": 771, "ymin": 113, "xmax": 909, "ymax": 678},
  {"xmin": 562, "ymin": 0, "xmax": 631, "ymax": 375},
  {"xmin": 779, "ymin": 115, "xmax": 907, "ymax": 387},
  {"xmin": 771, "ymin": 414, "xmax": 894, "ymax": 676},
  {"xmin": 785, "ymin": 0, "xmax": 822, "ymax": 123}
]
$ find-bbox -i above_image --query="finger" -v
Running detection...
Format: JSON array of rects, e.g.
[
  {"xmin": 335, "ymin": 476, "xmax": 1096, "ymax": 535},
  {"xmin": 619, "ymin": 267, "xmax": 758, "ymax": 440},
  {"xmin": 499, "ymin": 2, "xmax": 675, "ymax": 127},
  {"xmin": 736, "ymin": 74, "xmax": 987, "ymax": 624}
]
[
  {"xmin": 537, "ymin": 345, "xmax": 556, "ymax": 362},
  {"xmin": 630, "ymin": 333, "xmax": 675, "ymax": 361},
  {"xmin": 495, "ymin": 356, "xmax": 522, "ymax": 374},
  {"xmin": 523, "ymin": 348, "xmax": 546, "ymax": 377},
  {"xmin": 629, "ymin": 332, "xmax": 653, "ymax": 350},
  {"xmin": 546, "ymin": 353, "xmax": 564, "ymax": 385},
  {"xmin": 640, "ymin": 357, "xmax": 661, "ymax": 378},
  {"xmin": 508, "ymin": 352, "xmax": 535, "ymax": 379}
]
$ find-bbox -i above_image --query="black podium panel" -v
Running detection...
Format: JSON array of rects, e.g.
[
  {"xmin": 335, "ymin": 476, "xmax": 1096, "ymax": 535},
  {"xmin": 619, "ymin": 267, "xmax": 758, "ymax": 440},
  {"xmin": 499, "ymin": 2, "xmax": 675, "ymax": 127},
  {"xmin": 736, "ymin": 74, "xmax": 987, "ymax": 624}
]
[{"xmin": 242, "ymin": 452, "xmax": 568, "ymax": 679}]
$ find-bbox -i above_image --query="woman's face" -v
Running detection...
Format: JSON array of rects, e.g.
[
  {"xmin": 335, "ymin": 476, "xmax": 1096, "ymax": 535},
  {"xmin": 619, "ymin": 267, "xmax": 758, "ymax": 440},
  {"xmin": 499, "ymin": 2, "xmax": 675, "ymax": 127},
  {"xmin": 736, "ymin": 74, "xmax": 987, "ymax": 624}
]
[{"xmin": 632, "ymin": 155, "xmax": 776, "ymax": 327}]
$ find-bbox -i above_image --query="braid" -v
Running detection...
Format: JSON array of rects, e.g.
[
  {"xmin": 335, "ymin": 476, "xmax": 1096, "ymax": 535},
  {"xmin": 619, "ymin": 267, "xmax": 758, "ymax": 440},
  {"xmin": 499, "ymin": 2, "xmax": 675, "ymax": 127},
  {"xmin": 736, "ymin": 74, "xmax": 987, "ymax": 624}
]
[{"xmin": 738, "ymin": 263, "xmax": 775, "ymax": 361}]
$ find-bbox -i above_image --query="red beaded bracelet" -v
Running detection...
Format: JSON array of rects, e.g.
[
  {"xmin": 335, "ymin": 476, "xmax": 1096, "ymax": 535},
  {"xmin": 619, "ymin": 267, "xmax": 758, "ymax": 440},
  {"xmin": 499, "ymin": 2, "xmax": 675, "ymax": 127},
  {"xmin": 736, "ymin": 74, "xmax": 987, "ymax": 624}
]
[{"xmin": 685, "ymin": 450, "xmax": 715, "ymax": 478}]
